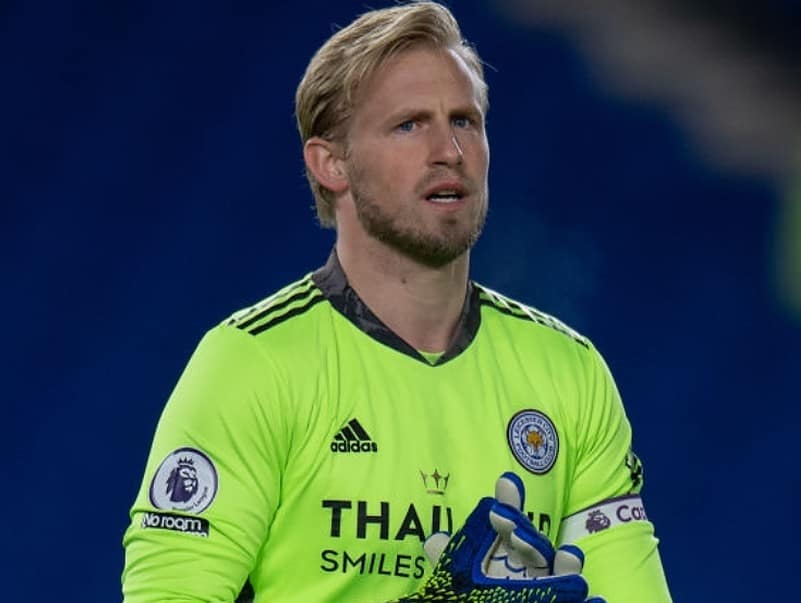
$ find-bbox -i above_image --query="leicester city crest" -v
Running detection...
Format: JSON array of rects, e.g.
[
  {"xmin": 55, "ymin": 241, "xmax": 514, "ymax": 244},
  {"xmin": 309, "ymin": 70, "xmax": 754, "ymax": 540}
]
[
  {"xmin": 507, "ymin": 409, "xmax": 559, "ymax": 474},
  {"xmin": 149, "ymin": 447, "xmax": 218, "ymax": 513}
]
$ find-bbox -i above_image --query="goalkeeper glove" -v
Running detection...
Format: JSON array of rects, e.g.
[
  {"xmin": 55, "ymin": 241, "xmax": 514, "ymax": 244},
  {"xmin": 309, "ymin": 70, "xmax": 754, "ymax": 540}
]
[{"xmin": 392, "ymin": 472, "xmax": 605, "ymax": 603}]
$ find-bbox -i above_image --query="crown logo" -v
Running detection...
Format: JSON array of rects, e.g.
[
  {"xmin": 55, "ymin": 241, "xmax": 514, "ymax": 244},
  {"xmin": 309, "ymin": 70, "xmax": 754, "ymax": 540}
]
[
  {"xmin": 177, "ymin": 457, "xmax": 195, "ymax": 468},
  {"xmin": 420, "ymin": 469, "xmax": 450, "ymax": 495}
]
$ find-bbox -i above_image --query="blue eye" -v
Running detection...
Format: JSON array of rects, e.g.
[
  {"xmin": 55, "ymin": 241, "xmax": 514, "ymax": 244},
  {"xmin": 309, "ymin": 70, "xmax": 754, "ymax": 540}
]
[
  {"xmin": 397, "ymin": 120, "xmax": 416, "ymax": 132},
  {"xmin": 452, "ymin": 116, "xmax": 472, "ymax": 129}
]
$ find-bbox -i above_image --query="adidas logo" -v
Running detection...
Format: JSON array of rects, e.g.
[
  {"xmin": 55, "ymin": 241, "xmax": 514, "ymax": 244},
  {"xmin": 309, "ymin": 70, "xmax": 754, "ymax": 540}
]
[{"xmin": 330, "ymin": 418, "xmax": 378, "ymax": 453}]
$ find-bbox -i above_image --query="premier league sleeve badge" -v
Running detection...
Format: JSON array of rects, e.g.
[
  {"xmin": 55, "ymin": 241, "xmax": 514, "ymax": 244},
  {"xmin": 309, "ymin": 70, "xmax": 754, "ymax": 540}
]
[{"xmin": 148, "ymin": 447, "xmax": 219, "ymax": 513}]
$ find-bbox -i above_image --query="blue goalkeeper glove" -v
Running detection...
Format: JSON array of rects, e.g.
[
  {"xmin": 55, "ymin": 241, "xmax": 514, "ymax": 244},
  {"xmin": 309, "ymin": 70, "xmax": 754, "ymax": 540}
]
[{"xmin": 392, "ymin": 472, "xmax": 605, "ymax": 603}]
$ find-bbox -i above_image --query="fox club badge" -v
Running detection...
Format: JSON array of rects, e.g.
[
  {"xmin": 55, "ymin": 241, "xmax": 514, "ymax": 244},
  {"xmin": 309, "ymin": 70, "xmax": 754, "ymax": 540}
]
[
  {"xmin": 507, "ymin": 410, "xmax": 559, "ymax": 474},
  {"xmin": 149, "ymin": 447, "xmax": 218, "ymax": 513}
]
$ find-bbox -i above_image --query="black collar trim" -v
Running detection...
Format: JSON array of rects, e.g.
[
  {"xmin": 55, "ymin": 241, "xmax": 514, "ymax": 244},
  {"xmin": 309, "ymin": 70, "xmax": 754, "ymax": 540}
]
[{"xmin": 311, "ymin": 250, "xmax": 481, "ymax": 366}]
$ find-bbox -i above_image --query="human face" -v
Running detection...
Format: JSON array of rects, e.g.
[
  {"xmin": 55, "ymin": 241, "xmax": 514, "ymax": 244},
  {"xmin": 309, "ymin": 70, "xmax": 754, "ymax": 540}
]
[{"xmin": 343, "ymin": 47, "xmax": 489, "ymax": 268}]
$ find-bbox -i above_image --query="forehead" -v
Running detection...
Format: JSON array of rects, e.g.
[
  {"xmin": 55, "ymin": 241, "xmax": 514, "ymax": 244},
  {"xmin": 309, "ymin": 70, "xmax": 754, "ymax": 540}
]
[{"xmin": 352, "ymin": 47, "xmax": 483, "ymax": 122}]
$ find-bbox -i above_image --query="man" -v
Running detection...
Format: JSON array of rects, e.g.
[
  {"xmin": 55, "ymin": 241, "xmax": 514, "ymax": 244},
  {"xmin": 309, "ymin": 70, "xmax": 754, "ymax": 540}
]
[{"xmin": 122, "ymin": 2, "xmax": 672, "ymax": 602}]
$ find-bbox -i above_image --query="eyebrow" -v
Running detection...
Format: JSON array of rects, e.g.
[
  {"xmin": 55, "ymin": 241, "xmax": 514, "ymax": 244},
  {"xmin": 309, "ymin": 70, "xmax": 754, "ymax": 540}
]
[{"xmin": 385, "ymin": 105, "xmax": 483, "ymax": 125}]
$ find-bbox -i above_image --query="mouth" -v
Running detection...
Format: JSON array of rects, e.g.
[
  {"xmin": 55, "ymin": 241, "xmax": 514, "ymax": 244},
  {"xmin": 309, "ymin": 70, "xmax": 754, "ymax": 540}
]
[{"xmin": 423, "ymin": 182, "xmax": 468, "ymax": 204}]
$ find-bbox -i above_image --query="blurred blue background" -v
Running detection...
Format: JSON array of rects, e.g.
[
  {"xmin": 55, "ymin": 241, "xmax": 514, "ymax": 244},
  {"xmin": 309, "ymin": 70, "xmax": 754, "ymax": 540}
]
[{"xmin": 4, "ymin": 1, "xmax": 800, "ymax": 600}]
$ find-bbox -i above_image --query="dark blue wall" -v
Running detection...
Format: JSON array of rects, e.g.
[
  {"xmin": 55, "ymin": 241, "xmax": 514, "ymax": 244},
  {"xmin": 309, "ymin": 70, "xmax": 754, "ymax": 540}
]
[{"xmin": 5, "ymin": 2, "xmax": 799, "ymax": 601}]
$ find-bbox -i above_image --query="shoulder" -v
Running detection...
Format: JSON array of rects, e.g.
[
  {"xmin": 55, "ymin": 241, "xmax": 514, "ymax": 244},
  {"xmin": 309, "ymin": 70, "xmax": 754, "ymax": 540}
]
[
  {"xmin": 191, "ymin": 273, "xmax": 330, "ymax": 378},
  {"xmin": 474, "ymin": 282, "xmax": 590, "ymax": 349},
  {"xmin": 222, "ymin": 272, "xmax": 327, "ymax": 337}
]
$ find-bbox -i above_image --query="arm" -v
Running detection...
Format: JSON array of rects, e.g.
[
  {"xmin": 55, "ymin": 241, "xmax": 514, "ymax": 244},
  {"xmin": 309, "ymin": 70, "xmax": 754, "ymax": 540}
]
[
  {"xmin": 122, "ymin": 326, "xmax": 288, "ymax": 602},
  {"xmin": 560, "ymin": 343, "xmax": 672, "ymax": 602}
]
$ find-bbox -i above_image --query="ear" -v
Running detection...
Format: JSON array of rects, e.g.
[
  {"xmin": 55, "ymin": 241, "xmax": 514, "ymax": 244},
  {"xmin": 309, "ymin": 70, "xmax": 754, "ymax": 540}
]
[{"xmin": 304, "ymin": 137, "xmax": 348, "ymax": 194}]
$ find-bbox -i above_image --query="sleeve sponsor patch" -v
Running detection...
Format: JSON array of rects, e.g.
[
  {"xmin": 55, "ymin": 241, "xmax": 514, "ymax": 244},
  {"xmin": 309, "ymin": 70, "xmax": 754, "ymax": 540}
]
[
  {"xmin": 141, "ymin": 511, "xmax": 210, "ymax": 537},
  {"xmin": 557, "ymin": 495, "xmax": 648, "ymax": 544}
]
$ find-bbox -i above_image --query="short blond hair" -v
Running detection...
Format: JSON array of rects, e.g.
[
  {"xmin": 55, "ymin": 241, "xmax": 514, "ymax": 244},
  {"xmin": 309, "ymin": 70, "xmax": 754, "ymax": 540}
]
[{"xmin": 295, "ymin": 1, "xmax": 488, "ymax": 227}]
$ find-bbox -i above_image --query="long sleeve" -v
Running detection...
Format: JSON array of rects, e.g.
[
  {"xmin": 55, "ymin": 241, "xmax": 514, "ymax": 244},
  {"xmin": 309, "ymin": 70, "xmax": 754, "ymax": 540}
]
[
  {"xmin": 559, "ymin": 343, "xmax": 672, "ymax": 602},
  {"xmin": 122, "ymin": 326, "xmax": 290, "ymax": 602}
]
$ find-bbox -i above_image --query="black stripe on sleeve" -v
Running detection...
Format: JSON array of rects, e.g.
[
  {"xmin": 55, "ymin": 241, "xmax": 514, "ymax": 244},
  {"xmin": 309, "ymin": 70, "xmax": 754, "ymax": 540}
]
[
  {"xmin": 247, "ymin": 294, "xmax": 326, "ymax": 336},
  {"xmin": 478, "ymin": 299, "xmax": 589, "ymax": 348},
  {"xmin": 237, "ymin": 285, "xmax": 316, "ymax": 330}
]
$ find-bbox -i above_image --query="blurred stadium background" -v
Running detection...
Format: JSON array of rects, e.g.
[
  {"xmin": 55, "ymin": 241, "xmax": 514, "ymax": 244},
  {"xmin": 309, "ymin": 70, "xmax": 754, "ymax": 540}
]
[{"xmin": 3, "ymin": 1, "xmax": 800, "ymax": 600}]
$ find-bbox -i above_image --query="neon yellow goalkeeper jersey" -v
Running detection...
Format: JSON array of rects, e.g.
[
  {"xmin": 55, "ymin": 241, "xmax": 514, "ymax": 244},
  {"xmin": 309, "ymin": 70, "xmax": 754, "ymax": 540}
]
[{"xmin": 122, "ymin": 252, "xmax": 672, "ymax": 602}]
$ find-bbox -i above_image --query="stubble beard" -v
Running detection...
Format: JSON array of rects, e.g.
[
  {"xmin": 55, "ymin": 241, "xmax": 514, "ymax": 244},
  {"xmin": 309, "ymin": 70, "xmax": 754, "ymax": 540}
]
[{"xmin": 349, "ymin": 171, "xmax": 488, "ymax": 269}]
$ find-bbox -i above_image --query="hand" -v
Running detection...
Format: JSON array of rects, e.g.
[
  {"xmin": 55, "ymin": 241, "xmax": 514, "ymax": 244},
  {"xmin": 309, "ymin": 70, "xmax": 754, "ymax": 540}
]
[
  {"xmin": 392, "ymin": 472, "xmax": 606, "ymax": 602},
  {"xmin": 484, "ymin": 471, "xmax": 563, "ymax": 579}
]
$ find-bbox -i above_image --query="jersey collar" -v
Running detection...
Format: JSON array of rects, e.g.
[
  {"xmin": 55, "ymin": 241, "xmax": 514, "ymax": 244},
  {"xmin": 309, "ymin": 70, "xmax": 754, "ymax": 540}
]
[{"xmin": 312, "ymin": 250, "xmax": 481, "ymax": 366}]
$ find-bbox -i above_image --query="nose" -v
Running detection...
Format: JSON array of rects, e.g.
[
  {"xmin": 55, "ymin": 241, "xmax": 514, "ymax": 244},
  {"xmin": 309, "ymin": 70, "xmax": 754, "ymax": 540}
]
[{"xmin": 429, "ymin": 123, "xmax": 464, "ymax": 167}]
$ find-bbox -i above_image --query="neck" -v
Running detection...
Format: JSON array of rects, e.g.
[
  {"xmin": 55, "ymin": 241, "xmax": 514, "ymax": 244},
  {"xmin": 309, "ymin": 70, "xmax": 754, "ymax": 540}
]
[{"xmin": 336, "ymin": 237, "xmax": 470, "ymax": 353}]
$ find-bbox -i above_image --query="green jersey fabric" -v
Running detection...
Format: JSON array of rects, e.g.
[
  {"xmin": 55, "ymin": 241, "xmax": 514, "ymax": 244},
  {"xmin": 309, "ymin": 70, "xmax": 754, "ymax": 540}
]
[{"xmin": 123, "ymin": 252, "xmax": 671, "ymax": 602}]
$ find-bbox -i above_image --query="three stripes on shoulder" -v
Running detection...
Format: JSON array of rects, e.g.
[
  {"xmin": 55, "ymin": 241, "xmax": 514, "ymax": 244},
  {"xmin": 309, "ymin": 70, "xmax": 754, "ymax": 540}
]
[
  {"xmin": 226, "ymin": 275, "xmax": 323, "ymax": 336},
  {"xmin": 225, "ymin": 276, "xmax": 587, "ymax": 347},
  {"xmin": 476, "ymin": 284, "xmax": 588, "ymax": 348}
]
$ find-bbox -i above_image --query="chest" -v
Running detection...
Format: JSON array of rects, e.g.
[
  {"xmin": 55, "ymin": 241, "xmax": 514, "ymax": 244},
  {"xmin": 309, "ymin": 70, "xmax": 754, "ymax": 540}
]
[{"xmin": 281, "ymin": 332, "xmax": 579, "ymax": 547}]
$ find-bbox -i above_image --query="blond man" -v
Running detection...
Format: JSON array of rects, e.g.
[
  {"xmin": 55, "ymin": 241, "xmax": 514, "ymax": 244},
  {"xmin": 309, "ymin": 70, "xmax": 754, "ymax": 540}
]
[{"xmin": 123, "ymin": 3, "xmax": 671, "ymax": 601}]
